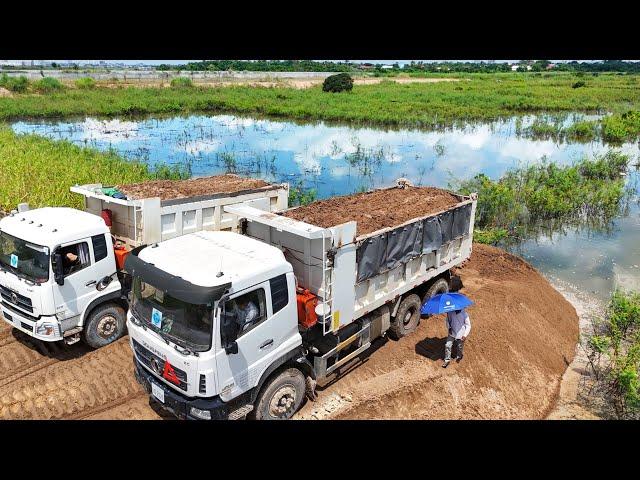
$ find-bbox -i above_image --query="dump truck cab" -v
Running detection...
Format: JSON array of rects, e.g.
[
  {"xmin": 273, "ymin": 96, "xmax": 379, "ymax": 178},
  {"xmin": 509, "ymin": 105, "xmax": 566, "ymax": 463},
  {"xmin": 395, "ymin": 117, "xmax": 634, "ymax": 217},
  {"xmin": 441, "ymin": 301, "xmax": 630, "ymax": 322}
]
[
  {"xmin": 0, "ymin": 207, "xmax": 123, "ymax": 345},
  {"xmin": 126, "ymin": 231, "xmax": 304, "ymax": 420}
]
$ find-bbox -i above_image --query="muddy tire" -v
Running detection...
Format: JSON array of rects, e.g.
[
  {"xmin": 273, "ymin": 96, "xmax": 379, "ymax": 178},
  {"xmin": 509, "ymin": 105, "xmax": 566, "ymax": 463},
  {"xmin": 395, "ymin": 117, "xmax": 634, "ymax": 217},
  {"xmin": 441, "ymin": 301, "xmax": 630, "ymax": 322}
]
[
  {"xmin": 82, "ymin": 303, "xmax": 126, "ymax": 349},
  {"xmin": 388, "ymin": 294, "xmax": 421, "ymax": 340},
  {"xmin": 421, "ymin": 278, "xmax": 450, "ymax": 313},
  {"xmin": 250, "ymin": 368, "xmax": 306, "ymax": 420}
]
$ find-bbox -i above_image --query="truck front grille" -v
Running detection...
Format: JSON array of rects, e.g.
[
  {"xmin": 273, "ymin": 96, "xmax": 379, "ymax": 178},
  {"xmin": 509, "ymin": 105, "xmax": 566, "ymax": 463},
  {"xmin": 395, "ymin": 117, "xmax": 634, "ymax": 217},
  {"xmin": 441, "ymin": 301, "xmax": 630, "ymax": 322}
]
[
  {"xmin": 0, "ymin": 285, "xmax": 33, "ymax": 313},
  {"xmin": 132, "ymin": 339, "xmax": 188, "ymax": 391}
]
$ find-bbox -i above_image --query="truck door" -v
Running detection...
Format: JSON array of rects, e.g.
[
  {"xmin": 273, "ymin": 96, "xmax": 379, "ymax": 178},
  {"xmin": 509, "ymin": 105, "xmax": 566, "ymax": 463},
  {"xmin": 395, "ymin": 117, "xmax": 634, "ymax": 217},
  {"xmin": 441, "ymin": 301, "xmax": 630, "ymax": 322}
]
[
  {"xmin": 215, "ymin": 276, "xmax": 294, "ymax": 402},
  {"xmin": 52, "ymin": 239, "xmax": 98, "ymax": 326}
]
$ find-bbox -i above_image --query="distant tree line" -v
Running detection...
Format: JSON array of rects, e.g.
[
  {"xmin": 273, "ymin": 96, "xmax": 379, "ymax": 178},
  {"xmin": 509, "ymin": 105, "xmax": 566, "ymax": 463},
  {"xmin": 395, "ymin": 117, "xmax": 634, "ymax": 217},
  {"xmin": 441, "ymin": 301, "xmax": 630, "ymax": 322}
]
[{"xmin": 155, "ymin": 60, "xmax": 640, "ymax": 73}]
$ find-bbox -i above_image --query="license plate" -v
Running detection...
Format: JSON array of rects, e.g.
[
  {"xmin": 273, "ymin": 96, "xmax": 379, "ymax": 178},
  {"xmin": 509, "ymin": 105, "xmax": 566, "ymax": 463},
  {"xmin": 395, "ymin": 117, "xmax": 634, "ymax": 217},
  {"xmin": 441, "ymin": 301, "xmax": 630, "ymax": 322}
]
[{"xmin": 151, "ymin": 381, "xmax": 165, "ymax": 404}]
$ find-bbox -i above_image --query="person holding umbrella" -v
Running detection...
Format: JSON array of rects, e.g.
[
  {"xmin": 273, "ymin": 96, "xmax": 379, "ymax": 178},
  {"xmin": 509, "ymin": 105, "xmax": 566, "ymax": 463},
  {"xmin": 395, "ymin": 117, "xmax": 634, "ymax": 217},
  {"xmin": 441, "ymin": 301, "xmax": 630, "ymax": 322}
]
[
  {"xmin": 420, "ymin": 291, "xmax": 473, "ymax": 368},
  {"xmin": 443, "ymin": 308, "xmax": 471, "ymax": 368}
]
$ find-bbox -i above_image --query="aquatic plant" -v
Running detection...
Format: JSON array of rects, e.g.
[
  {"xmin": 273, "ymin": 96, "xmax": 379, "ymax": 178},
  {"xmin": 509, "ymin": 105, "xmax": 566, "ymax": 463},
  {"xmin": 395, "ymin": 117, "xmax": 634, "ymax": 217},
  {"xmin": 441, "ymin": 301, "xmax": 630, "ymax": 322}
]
[
  {"xmin": 455, "ymin": 150, "xmax": 631, "ymax": 243},
  {"xmin": 585, "ymin": 289, "xmax": 640, "ymax": 419}
]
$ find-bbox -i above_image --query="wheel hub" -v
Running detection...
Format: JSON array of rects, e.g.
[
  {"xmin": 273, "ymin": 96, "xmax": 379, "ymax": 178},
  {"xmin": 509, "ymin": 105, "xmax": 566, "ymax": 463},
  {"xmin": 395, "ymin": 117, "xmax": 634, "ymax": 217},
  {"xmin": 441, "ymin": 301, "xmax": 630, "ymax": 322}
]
[
  {"xmin": 268, "ymin": 385, "xmax": 297, "ymax": 418},
  {"xmin": 403, "ymin": 308, "xmax": 415, "ymax": 325},
  {"xmin": 97, "ymin": 315, "xmax": 117, "ymax": 339}
]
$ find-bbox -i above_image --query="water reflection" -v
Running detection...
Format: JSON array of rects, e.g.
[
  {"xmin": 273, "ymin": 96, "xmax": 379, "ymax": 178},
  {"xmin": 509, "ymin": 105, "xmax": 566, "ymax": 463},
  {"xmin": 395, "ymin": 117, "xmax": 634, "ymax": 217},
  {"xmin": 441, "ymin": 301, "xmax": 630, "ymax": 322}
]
[{"xmin": 11, "ymin": 113, "xmax": 640, "ymax": 303}]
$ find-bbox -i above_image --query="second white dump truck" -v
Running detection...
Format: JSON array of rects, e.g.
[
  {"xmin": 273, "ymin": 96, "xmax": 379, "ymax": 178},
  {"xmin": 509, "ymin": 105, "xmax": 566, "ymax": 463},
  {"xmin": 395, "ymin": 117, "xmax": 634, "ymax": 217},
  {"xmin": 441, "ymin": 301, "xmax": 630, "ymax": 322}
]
[
  {"xmin": 127, "ymin": 180, "xmax": 477, "ymax": 420},
  {"xmin": 0, "ymin": 177, "xmax": 288, "ymax": 348}
]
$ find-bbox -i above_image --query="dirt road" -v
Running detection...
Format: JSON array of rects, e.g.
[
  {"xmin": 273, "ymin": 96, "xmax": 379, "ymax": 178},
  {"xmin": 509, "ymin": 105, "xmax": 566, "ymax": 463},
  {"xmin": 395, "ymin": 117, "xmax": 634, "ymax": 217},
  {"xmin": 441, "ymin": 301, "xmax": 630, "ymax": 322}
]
[{"xmin": 0, "ymin": 244, "xmax": 578, "ymax": 420}]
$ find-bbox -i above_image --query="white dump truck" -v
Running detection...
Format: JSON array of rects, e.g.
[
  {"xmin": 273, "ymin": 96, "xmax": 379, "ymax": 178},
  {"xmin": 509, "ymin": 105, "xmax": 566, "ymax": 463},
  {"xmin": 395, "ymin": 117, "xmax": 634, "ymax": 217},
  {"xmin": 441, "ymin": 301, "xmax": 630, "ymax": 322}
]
[
  {"xmin": 0, "ymin": 178, "xmax": 289, "ymax": 348},
  {"xmin": 126, "ymin": 180, "xmax": 477, "ymax": 419}
]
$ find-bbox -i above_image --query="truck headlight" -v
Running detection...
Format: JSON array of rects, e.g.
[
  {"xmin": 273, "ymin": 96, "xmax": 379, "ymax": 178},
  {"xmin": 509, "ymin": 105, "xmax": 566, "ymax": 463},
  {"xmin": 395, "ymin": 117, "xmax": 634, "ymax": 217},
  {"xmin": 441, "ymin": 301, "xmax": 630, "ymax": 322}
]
[
  {"xmin": 36, "ymin": 323, "xmax": 58, "ymax": 336},
  {"xmin": 190, "ymin": 407, "xmax": 211, "ymax": 420}
]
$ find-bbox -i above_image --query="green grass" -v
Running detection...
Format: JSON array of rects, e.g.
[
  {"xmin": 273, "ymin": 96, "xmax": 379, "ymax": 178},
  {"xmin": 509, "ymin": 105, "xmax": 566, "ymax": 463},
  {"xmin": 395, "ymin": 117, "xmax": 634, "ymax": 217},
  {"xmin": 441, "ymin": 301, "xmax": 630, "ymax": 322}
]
[
  {"xmin": 586, "ymin": 289, "xmax": 640, "ymax": 419},
  {"xmin": 0, "ymin": 128, "xmax": 187, "ymax": 212},
  {"xmin": 1, "ymin": 73, "xmax": 639, "ymax": 135},
  {"xmin": 453, "ymin": 150, "xmax": 631, "ymax": 243}
]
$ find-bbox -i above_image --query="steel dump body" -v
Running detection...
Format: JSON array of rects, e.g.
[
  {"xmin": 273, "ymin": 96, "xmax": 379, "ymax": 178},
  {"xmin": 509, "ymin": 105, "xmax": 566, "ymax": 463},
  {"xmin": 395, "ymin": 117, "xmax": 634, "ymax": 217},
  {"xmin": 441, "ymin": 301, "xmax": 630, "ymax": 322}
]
[
  {"xmin": 71, "ymin": 181, "xmax": 289, "ymax": 249},
  {"xmin": 225, "ymin": 184, "xmax": 477, "ymax": 335}
]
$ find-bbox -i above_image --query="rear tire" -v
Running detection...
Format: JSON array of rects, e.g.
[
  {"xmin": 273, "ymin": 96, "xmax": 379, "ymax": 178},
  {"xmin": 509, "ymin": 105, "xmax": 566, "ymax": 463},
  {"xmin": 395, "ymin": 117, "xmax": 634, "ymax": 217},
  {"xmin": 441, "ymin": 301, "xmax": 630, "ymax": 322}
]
[
  {"xmin": 251, "ymin": 368, "xmax": 306, "ymax": 420},
  {"xmin": 388, "ymin": 294, "xmax": 421, "ymax": 340},
  {"xmin": 82, "ymin": 302, "xmax": 126, "ymax": 349},
  {"xmin": 421, "ymin": 278, "xmax": 450, "ymax": 314}
]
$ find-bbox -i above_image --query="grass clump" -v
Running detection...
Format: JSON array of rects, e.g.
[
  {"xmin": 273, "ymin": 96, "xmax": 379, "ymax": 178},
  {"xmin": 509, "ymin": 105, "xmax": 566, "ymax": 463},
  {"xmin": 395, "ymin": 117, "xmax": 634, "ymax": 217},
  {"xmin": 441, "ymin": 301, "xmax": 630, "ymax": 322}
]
[
  {"xmin": 455, "ymin": 150, "xmax": 630, "ymax": 243},
  {"xmin": 32, "ymin": 77, "xmax": 65, "ymax": 93},
  {"xmin": 75, "ymin": 77, "xmax": 96, "ymax": 89},
  {"xmin": 170, "ymin": 77, "xmax": 194, "ymax": 88},
  {"xmin": 0, "ymin": 74, "xmax": 29, "ymax": 93},
  {"xmin": 0, "ymin": 128, "xmax": 189, "ymax": 212},
  {"xmin": 288, "ymin": 181, "xmax": 317, "ymax": 206},
  {"xmin": 601, "ymin": 111, "xmax": 640, "ymax": 143},
  {"xmin": 585, "ymin": 289, "xmax": 640, "ymax": 419}
]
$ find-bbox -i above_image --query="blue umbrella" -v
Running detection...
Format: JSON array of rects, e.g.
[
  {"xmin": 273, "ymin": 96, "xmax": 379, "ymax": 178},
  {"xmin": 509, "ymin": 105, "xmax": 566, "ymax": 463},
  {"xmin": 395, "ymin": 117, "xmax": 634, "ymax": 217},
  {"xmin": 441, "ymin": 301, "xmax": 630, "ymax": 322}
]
[{"xmin": 421, "ymin": 292, "xmax": 473, "ymax": 315}]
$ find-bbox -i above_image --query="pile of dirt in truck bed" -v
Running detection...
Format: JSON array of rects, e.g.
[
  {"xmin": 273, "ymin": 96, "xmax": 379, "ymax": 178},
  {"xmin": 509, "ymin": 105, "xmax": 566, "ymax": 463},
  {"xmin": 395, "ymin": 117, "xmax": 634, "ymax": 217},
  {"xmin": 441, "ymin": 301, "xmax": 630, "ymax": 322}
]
[
  {"xmin": 0, "ymin": 244, "xmax": 578, "ymax": 420},
  {"xmin": 296, "ymin": 244, "xmax": 579, "ymax": 420},
  {"xmin": 282, "ymin": 186, "xmax": 460, "ymax": 236},
  {"xmin": 118, "ymin": 174, "xmax": 271, "ymax": 201}
]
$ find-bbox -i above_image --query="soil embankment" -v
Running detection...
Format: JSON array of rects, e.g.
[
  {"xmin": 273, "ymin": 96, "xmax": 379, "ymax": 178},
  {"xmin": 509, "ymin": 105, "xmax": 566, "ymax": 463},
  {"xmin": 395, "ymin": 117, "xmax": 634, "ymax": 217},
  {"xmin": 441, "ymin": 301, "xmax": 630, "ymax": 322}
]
[
  {"xmin": 0, "ymin": 244, "xmax": 578, "ymax": 420},
  {"xmin": 283, "ymin": 186, "xmax": 460, "ymax": 236},
  {"xmin": 297, "ymin": 244, "xmax": 579, "ymax": 419}
]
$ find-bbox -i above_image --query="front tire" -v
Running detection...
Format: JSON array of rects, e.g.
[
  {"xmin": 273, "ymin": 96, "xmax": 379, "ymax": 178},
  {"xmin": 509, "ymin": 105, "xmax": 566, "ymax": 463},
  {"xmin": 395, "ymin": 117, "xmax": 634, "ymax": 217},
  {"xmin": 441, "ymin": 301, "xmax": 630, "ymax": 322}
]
[
  {"xmin": 82, "ymin": 302, "xmax": 126, "ymax": 349},
  {"xmin": 388, "ymin": 294, "xmax": 422, "ymax": 340},
  {"xmin": 251, "ymin": 368, "xmax": 306, "ymax": 420}
]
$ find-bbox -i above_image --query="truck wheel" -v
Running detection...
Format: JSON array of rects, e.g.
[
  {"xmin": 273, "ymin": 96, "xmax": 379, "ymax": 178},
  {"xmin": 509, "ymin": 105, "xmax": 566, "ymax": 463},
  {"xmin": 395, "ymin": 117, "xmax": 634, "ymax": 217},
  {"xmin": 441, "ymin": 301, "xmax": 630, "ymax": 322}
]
[
  {"xmin": 422, "ymin": 278, "xmax": 450, "ymax": 310},
  {"xmin": 82, "ymin": 303, "xmax": 126, "ymax": 349},
  {"xmin": 251, "ymin": 368, "xmax": 306, "ymax": 420},
  {"xmin": 388, "ymin": 294, "xmax": 421, "ymax": 340}
]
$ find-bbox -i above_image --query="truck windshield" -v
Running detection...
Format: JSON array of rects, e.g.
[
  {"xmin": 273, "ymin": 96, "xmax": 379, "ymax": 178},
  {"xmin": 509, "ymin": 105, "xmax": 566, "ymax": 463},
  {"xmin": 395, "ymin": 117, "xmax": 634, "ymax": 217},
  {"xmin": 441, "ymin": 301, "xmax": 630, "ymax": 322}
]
[
  {"xmin": 0, "ymin": 230, "xmax": 50, "ymax": 284},
  {"xmin": 131, "ymin": 277, "xmax": 213, "ymax": 352}
]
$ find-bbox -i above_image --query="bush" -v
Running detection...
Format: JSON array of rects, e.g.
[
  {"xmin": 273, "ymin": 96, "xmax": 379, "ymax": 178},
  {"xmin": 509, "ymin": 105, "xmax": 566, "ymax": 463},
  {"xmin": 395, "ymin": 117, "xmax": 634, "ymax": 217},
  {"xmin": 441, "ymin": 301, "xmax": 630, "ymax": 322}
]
[
  {"xmin": 572, "ymin": 81, "xmax": 586, "ymax": 89},
  {"xmin": 322, "ymin": 73, "xmax": 353, "ymax": 93},
  {"xmin": 33, "ymin": 77, "xmax": 64, "ymax": 93},
  {"xmin": 170, "ymin": 77, "xmax": 193, "ymax": 88},
  {"xmin": 0, "ymin": 74, "xmax": 29, "ymax": 93},
  {"xmin": 75, "ymin": 77, "xmax": 96, "ymax": 89}
]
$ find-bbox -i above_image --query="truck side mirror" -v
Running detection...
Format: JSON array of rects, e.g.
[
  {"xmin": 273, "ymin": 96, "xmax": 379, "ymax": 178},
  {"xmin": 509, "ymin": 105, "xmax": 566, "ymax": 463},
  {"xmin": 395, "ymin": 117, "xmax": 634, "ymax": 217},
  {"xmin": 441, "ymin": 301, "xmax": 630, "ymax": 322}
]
[{"xmin": 53, "ymin": 252, "xmax": 65, "ymax": 286}]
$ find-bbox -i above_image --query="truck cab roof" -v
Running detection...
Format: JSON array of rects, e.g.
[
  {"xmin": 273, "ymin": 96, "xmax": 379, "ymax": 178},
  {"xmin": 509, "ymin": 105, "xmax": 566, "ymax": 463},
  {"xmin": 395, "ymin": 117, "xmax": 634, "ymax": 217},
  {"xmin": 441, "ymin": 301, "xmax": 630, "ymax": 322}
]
[
  {"xmin": 136, "ymin": 230, "xmax": 291, "ymax": 294},
  {"xmin": 0, "ymin": 207, "xmax": 109, "ymax": 248}
]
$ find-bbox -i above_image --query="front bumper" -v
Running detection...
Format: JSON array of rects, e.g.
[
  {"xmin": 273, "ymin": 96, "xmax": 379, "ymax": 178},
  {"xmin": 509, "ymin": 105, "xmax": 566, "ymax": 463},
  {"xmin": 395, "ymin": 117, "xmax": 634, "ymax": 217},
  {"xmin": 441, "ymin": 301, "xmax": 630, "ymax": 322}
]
[
  {"xmin": 134, "ymin": 356, "xmax": 233, "ymax": 420},
  {"xmin": 0, "ymin": 303, "xmax": 63, "ymax": 342}
]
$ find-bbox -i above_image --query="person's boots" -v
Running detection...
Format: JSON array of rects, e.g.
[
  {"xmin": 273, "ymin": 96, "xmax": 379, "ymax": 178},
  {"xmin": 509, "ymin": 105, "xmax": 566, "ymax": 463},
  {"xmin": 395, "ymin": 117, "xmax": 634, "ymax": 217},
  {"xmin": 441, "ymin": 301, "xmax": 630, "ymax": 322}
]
[
  {"xmin": 456, "ymin": 354, "xmax": 464, "ymax": 363},
  {"xmin": 442, "ymin": 360, "xmax": 450, "ymax": 368}
]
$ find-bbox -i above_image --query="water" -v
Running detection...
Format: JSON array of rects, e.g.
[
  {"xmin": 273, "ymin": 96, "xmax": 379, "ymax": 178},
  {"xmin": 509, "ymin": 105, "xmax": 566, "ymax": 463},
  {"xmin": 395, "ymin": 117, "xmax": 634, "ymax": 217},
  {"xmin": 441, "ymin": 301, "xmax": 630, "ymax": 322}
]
[{"xmin": 11, "ymin": 114, "xmax": 640, "ymax": 303}]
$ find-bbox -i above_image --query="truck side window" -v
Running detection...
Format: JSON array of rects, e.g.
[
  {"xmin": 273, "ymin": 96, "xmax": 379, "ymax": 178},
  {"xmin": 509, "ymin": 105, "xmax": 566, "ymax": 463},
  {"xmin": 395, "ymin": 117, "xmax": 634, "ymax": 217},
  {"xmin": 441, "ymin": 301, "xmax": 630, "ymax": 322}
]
[
  {"xmin": 91, "ymin": 234, "xmax": 108, "ymax": 263},
  {"xmin": 59, "ymin": 242, "xmax": 91, "ymax": 277},
  {"xmin": 270, "ymin": 274, "xmax": 288, "ymax": 314},
  {"xmin": 226, "ymin": 288, "xmax": 267, "ymax": 337}
]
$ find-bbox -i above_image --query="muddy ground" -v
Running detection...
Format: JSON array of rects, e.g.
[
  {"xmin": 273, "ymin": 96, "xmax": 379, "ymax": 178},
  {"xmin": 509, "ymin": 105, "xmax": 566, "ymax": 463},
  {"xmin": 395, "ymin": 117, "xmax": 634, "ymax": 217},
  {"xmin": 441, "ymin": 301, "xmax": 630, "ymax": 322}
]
[
  {"xmin": 118, "ymin": 174, "xmax": 271, "ymax": 201},
  {"xmin": 0, "ymin": 244, "xmax": 578, "ymax": 420},
  {"xmin": 283, "ymin": 186, "xmax": 460, "ymax": 236}
]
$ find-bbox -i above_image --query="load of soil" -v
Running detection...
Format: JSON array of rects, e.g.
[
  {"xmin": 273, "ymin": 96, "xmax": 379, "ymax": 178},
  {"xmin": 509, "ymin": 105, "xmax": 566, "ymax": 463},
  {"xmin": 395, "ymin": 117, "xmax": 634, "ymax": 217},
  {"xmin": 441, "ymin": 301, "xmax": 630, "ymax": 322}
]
[
  {"xmin": 282, "ymin": 186, "xmax": 460, "ymax": 236},
  {"xmin": 296, "ymin": 244, "xmax": 579, "ymax": 420},
  {"xmin": 0, "ymin": 244, "xmax": 578, "ymax": 420},
  {"xmin": 118, "ymin": 174, "xmax": 271, "ymax": 201}
]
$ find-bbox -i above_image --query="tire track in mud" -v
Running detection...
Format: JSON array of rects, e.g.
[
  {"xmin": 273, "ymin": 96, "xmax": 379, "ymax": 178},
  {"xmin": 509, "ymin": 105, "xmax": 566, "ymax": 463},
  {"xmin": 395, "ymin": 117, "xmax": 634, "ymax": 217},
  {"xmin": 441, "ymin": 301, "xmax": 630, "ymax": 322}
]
[{"xmin": 0, "ymin": 328, "xmax": 158, "ymax": 420}]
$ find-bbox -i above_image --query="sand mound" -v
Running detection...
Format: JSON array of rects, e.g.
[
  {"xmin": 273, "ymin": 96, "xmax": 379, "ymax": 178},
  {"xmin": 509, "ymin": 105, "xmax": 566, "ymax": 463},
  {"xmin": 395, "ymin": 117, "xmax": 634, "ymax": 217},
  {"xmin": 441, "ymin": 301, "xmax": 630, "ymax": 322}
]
[
  {"xmin": 283, "ymin": 186, "xmax": 460, "ymax": 236},
  {"xmin": 296, "ymin": 244, "xmax": 579, "ymax": 419},
  {"xmin": 119, "ymin": 174, "xmax": 271, "ymax": 201}
]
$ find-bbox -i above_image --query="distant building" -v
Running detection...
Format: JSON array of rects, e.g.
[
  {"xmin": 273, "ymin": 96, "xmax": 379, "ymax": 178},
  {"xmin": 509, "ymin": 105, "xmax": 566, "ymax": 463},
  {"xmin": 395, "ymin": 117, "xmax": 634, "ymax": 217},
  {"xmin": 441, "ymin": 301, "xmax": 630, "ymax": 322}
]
[
  {"xmin": 359, "ymin": 63, "xmax": 374, "ymax": 70},
  {"xmin": 381, "ymin": 64, "xmax": 393, "ymax": 70}
]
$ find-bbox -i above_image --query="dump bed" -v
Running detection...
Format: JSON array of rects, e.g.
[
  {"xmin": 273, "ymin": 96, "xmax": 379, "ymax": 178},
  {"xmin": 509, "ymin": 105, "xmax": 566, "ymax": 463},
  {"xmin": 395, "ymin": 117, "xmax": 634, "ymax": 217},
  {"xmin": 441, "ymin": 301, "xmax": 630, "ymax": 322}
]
[
  {"xmin": 71, "ymin": 175, "xmax": 289, "ymax": 248},
  {"xmin": 225, "ymin": 180, "xmax": 477, "ymax": 335}
]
